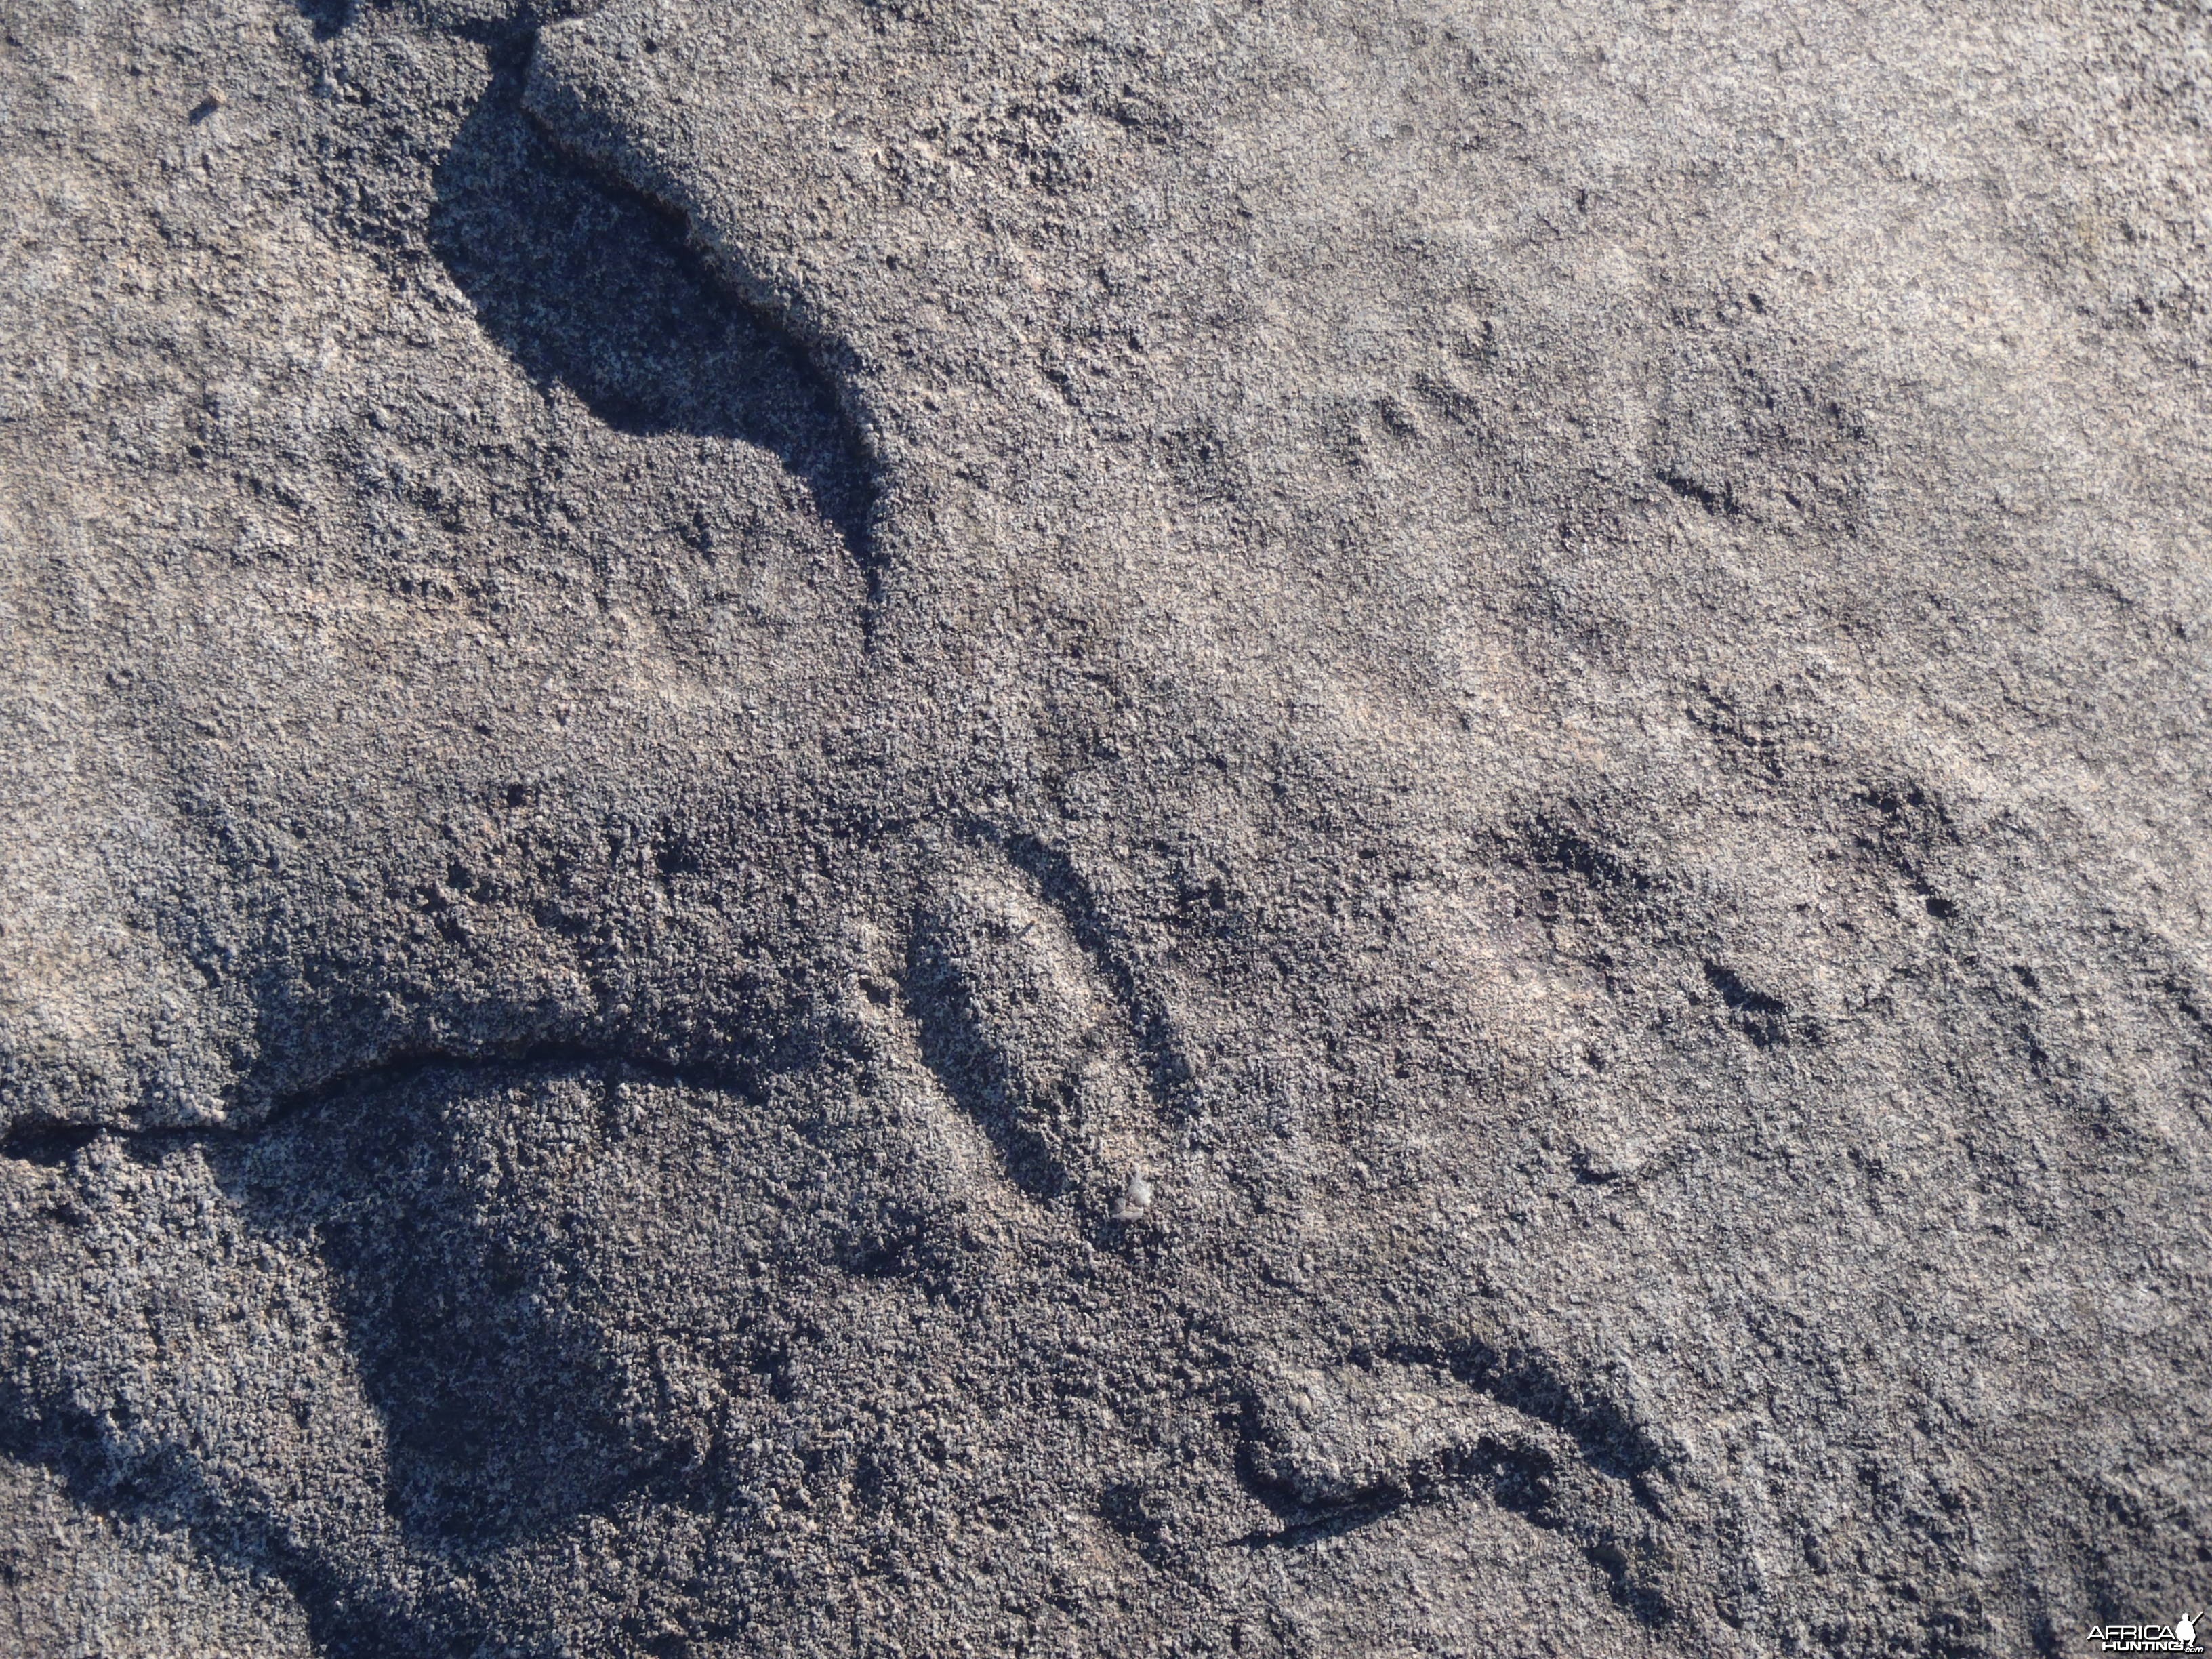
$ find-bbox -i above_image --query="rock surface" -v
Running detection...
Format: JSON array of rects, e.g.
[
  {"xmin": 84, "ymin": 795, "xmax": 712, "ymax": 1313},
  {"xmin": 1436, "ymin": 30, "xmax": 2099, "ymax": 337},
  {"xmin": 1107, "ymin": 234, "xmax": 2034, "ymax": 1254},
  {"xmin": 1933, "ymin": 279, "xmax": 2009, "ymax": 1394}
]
[{"xmin": 1, "ymin": 0, "xmax": 2209, "ymax": 1653}]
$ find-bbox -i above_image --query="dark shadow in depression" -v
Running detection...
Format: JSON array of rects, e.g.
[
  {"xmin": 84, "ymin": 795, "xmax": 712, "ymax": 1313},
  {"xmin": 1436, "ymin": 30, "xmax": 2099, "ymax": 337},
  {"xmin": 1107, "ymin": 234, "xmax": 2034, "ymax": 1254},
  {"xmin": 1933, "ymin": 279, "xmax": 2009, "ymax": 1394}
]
[
  {"xmin": 0, "ymin": 1062, "xmax": 668, "ymax": 1656},
  {"xmin": 0, "ymin": 1053, "xmax": 773, "ymax": 1656},
  {"xmin": 222, "ymin": 1060, "xmax": 667, "ymax": 1559},
  {"xmin": 429, "ymin": 36, "xmax": 878, "ymax": 566},
  {"xmin": 292, "ymin": 0, "xmax": 352, "ymax": 40}
]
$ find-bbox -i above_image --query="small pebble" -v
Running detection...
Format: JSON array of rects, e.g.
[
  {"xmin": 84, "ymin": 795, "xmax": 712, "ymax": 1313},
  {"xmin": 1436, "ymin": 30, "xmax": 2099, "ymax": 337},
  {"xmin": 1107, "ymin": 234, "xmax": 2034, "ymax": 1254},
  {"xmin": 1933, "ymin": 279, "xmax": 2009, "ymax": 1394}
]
[{"xmin": 1115, "ymin": 1171, "xmax": 1154, "ymax": 1220}]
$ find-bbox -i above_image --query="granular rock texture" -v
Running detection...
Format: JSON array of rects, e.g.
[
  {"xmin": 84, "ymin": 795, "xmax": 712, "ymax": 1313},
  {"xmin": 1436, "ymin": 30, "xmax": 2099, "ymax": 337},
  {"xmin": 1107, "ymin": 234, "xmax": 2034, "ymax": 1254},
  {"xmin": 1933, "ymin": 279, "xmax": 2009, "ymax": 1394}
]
[{"xmin": 1, "ymin": 0, "xmax": 2209, "ymax": 1654}]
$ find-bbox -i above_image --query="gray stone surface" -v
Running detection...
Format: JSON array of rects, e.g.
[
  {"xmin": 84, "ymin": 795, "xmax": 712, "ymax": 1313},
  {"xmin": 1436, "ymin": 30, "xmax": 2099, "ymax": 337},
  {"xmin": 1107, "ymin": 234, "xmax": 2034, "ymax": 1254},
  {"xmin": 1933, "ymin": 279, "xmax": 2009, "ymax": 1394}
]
[{"xmin": 1, "ymin": 0, "xmax": 2209, "ymax": 1653}]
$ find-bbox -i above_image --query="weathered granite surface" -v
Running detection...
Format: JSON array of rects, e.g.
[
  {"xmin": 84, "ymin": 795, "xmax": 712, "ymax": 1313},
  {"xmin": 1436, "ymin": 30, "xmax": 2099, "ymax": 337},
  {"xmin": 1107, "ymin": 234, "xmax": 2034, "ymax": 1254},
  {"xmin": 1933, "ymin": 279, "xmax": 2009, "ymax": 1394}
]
[{"xmin": 1, "ymin": 0, "xmax": 2208, "ymax": 1653}]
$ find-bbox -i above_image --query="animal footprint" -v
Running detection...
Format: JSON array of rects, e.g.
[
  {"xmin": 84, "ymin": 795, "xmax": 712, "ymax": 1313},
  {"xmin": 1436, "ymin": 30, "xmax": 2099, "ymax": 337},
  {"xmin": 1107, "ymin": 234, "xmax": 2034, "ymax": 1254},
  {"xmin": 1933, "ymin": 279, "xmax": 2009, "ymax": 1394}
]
[
  {"xmin": 1239, "ymin": 1354, "xmax": 1685, "ymax": 1627},
  {"xmin": 902, "ymin": 846, "xmax": 1161, "ymax": 1225}
]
